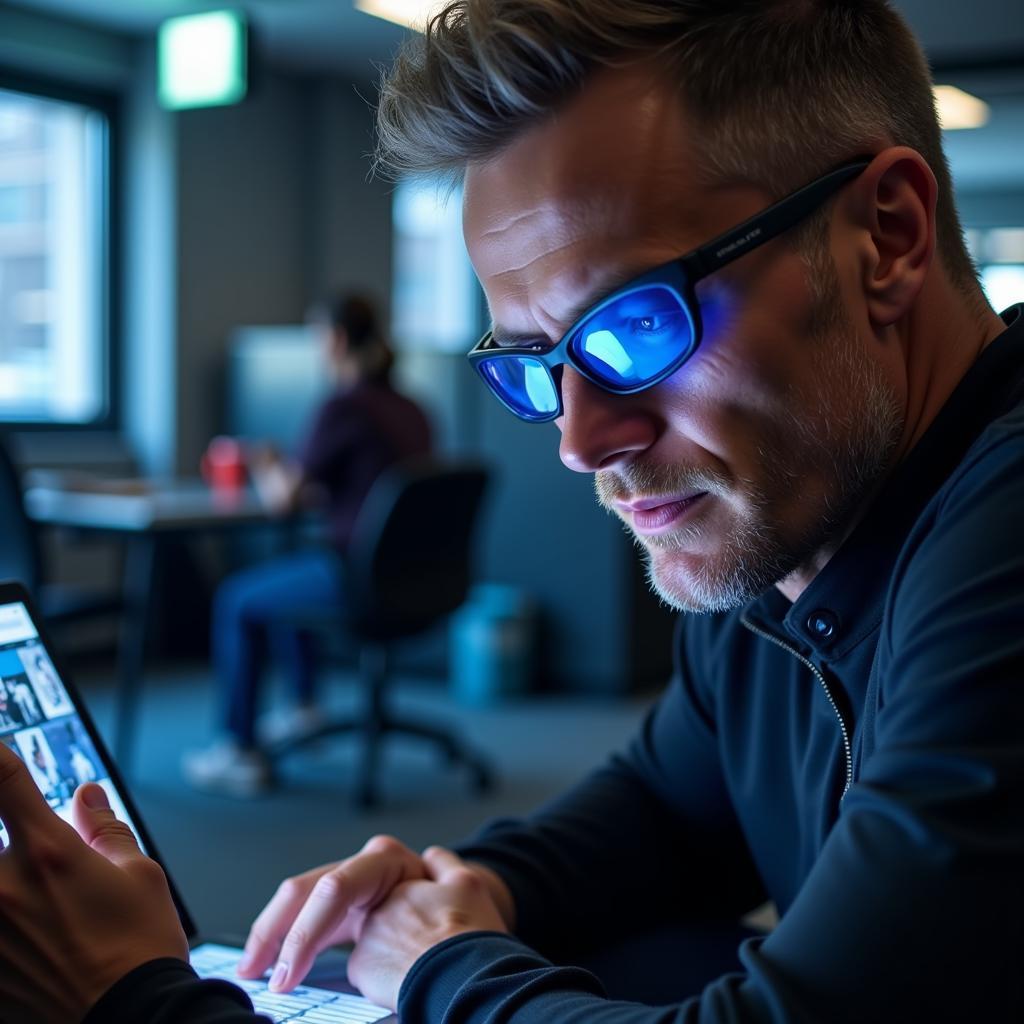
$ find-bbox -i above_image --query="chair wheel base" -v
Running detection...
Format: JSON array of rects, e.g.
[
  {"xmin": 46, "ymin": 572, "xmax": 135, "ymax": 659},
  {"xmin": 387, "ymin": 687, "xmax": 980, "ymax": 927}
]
[
  {"xmin": 273, "ymin": 709, "xmax": 498, "ymax": 810},
  {"xmin": 355, "ymin": 786, "xmax": 378, "ymax": 810},
  {"xmin": 471, "ymin": 763, "xmax": 496, "ymax": 795}
]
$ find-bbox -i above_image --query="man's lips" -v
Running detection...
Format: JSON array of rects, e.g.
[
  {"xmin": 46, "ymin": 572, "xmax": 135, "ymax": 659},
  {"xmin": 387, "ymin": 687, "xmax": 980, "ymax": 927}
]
[
  {"xmin": 615, "ymin": 493, "xmax": 705, "ymax": 512},
  {"xmin": 614, "ymin": 493, "xmax": 708, "ymax": 534}
]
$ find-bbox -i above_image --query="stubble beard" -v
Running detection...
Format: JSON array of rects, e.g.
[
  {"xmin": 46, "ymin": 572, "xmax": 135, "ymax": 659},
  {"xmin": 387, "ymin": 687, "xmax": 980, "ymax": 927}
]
[{"xmin": 595, "ymin": 261, "xmax": 904, "ymax": 615}]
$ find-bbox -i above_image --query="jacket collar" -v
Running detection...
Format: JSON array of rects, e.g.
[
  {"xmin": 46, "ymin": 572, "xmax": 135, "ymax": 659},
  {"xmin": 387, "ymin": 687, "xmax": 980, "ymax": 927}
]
[{"xmin": 745, "ymin": 303, "xmax": 1024, "ymax": 658}]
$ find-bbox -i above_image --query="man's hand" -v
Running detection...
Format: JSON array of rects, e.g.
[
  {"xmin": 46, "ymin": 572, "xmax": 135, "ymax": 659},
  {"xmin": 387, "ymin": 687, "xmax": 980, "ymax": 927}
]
[
  {"xmin": 0, "ymin": 743, "xmax": 188, "ymax": 1024},
  {"xmin": 346, "ymin": 846, "xmax": 510, "ymax": 1009},
  {"xmin": 238, "ymin": 834, "xmax": 430, "ymax": 992},
  {"xmin": 241, "ymin": 836, "xmax": 518, "ymax": 996}
]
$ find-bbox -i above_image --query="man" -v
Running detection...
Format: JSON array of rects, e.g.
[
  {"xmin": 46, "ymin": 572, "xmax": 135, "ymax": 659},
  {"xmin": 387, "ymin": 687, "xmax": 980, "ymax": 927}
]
[{"xmin": 0, "ymin": 1, "xmax": 1021, "ymax": 1021}]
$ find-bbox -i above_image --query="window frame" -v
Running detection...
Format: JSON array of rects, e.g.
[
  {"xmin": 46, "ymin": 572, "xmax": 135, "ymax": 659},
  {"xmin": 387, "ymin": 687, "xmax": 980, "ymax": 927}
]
[{"xmin": 0, "ymin": 69, "xmax": 121, "ymax": 432}]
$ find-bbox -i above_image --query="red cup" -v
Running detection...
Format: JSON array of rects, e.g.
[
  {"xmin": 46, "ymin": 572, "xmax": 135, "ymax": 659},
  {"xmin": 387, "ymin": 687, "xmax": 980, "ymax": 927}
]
[{"xmin": 200, "ymin": 436, "xmax": 247, "ymax": 494}]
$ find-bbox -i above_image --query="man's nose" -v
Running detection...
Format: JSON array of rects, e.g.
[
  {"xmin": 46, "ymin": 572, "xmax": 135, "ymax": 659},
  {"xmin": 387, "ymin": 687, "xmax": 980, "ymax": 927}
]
[{"xmin": 557, "ymin": 365, "xmax": 659, "ymax": 473}]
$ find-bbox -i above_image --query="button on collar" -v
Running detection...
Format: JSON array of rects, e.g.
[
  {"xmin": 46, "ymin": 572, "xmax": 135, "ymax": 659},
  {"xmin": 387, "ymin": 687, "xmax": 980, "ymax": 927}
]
[{"xmin": 807, "ymin": 610, "xmax": 838, "ymax": 640}]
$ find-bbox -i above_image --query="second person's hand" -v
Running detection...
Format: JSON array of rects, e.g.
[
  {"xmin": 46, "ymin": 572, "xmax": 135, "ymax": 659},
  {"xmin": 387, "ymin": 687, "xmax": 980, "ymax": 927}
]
[{"xmin": 237, "ymin": 834, "xmax": 428, "ymax": 992}]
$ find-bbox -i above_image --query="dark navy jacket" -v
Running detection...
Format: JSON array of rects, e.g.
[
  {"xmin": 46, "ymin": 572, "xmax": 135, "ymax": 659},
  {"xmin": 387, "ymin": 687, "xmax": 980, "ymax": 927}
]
[{"xmin": 88, "ymin": 305, "xmax": 1024, "ymax": 1023}]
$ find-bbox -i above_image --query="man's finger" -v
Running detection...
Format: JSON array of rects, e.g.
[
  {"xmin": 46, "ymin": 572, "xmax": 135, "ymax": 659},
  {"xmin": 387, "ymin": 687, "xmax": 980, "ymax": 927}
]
[
  {"xmin": 421, "ymin": 846, "xmax": 465, "ymax": 881},
  {"xmin": 70, "ymin": 784, "xmax": 146, "ymax": 870},
  {"xmin": 271, "ymin": 843, "xmax": 425, "ymax": 992},
  {"xmin": 0, "ymin": 742, "xmax": 62, "ymax": 846},
  {"xmin": 238, "ymin": 874, "xmax": 317, "ymax": 979},
  {"xmin": 270, "ymin": 857, "xmax": 393, "ymax": 992}
]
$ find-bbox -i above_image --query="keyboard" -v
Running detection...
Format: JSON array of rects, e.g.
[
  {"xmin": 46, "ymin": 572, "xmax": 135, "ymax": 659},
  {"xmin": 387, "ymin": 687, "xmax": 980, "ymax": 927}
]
[{"xmin": 191, "ymin": 942, "xmax": 393, "ymax": 1023}]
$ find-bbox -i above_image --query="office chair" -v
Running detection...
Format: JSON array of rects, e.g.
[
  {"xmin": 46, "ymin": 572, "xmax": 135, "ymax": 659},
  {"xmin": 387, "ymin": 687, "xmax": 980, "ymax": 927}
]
[
  {"xmin": 269, "ymin": 458, "xmax": 497, "ymax": 808},
  {"xmin": 0, "ymin": 434, "xmax": 122, "ymax": 626}
]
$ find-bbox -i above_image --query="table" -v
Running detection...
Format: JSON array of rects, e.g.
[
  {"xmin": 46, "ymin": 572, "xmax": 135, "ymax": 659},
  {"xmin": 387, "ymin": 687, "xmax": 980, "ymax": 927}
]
[{"xmin": 25, "ymin": 478, "xmax": 279, "ymax": 770}]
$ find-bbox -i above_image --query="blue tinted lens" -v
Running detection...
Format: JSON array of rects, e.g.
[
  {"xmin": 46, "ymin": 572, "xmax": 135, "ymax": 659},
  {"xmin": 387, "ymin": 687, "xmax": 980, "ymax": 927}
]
[
  {"xmin": 569, "ymin": 284, "xmax": 695, "ymax": 389},
  {"xmin": 478, "ymin": 355, "xmax": 559, "ymax": 421}
]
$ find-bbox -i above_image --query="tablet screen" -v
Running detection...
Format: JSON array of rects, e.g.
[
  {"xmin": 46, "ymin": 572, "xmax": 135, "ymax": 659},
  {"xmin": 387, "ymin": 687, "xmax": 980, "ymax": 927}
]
[{"xmin": 0, "ymin": 600, "xmax": 146, "ymax": 851}]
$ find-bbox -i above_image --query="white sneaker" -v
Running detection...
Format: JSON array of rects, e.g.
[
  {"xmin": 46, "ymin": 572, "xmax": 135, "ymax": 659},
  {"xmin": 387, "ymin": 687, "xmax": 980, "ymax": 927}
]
[
  {"xmin": 256, "ymin": 704, "xmax": 328, "ymax": 747},
  {"xmin": 181, "ymin": 738, "xmax": 273, "ymax": 797}
]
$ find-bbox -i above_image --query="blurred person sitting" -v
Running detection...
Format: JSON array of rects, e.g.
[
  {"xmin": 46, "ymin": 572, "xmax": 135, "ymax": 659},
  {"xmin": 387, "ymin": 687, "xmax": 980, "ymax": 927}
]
[{"xmin": 182, "ymin": 293, "xmax": 431, "ymax": 796}]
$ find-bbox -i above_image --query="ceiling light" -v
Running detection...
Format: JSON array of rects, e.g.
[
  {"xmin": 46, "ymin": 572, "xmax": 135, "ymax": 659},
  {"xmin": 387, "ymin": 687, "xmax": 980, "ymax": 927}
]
[
  {"xmin": 934, "ymin": 85, "xmax": 990, "ymax": 131},
  {"xmin": 354, "ymin": 0, "xmax": 441, "ymax": 32}
]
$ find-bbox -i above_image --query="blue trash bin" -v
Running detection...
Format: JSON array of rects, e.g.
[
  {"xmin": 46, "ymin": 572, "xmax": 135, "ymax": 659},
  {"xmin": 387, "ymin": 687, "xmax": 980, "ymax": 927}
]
[{"xmin": 451, "ymin": 584, "xmax": 536, "ymax": 706}]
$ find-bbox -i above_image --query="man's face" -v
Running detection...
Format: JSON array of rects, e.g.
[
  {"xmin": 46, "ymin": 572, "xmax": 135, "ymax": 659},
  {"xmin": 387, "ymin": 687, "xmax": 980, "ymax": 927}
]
[{"xmin": 464, "ymin": 65, "xmax": 903, "ymax": 612}]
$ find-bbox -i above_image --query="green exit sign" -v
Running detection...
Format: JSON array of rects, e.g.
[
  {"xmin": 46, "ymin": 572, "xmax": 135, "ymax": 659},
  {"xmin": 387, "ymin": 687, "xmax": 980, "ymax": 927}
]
[{"xmin": 158, "ymin": 10, "xmax": 248, "ymax": 111}]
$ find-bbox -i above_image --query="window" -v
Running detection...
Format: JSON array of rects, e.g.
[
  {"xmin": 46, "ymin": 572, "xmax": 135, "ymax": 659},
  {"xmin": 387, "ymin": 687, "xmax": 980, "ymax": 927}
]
[
  {"xmin": 0, "ymin": 80, "xmax": 114, "ymax": 425},
  {"xmin": 967, "ymin": 228, "xmax": 1024, "ymax": 315},
  {"xmin": 391, "ymin": 179, "xmax": 479, "ymax": 352}
]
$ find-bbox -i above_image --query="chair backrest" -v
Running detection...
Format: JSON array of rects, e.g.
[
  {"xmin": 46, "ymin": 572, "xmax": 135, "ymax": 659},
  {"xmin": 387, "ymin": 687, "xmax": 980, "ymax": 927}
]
[
  {"xmin": 343, "ymin": 459, "xmax": 491, "ymax": 642},
  {"xmin": 0, "ymin": 434, "xmax": 42, "ymax": 592}
]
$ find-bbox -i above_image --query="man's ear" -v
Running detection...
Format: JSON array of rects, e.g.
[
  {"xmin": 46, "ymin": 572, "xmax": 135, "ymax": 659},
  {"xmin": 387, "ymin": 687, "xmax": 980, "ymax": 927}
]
[{"xmin": 848, "ymin": 147, "xmax": 937, "ymax": 329}]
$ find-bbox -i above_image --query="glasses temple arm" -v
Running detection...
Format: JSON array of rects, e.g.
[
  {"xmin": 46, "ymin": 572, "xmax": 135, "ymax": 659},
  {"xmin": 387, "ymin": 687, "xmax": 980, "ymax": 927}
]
[{"xmin": 683, "ymin": 157, "xmax": 873, "ymax": 281}]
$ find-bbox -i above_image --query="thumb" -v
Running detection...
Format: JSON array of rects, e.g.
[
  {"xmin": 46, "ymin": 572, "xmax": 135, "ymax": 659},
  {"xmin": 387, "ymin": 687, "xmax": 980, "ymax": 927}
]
[
  {"xmin": 421, "ymin": 846, "xmax": 465, "ymax": 881},
  {"xmin": 71, "ymin": 783, "xmax": 145, "ymax": 869}
]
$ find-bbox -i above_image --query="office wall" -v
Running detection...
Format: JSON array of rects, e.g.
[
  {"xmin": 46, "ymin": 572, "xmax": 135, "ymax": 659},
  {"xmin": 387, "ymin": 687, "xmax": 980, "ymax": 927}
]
[
  {"xmin": 0, "ymin": 5, "xmax": 133, "ymax": 88},
  {"xmin": 174, "ymin": 74, "xmax": 311, "ymax": 475},
  {"xmin": 310, "ymin": 82, "xmax": 394, "ymax": 316},
  {"xmin": 957, "ymin": 189, "xmax": 1024, "ymax": 229},
  {"xmin": 173, "ymin": 74, "xmax": 392, "ymax": 475}
]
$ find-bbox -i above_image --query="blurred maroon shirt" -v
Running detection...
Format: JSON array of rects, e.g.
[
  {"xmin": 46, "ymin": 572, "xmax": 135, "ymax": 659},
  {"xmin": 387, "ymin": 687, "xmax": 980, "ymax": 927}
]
[{"xmin": 296, "ymin": 380, "xmax": 432, "ymax": 550}]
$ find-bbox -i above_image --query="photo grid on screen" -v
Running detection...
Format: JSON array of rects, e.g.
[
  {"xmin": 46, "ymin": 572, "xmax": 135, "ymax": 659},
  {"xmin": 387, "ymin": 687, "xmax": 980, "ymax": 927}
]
[{"xmin": 0, "ymin": 624, "xmax": 142, "ymax": 850}]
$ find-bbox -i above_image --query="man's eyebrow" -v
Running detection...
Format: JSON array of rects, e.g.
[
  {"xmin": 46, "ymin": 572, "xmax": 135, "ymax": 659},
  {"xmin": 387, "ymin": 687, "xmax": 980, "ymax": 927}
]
[
  {"xmin": 489, "ymin": 324, "xmax": 552, "ymax": 348},
  {"xmin": 488, "ymin": 270, "xmax": 644, "ymax": 349}
]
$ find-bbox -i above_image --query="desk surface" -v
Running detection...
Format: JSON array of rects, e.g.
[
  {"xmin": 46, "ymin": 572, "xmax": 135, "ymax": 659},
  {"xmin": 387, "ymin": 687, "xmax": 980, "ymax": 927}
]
[{"xmin": 25, "ymin": 479, "xmax": 270, "ymax": 532}]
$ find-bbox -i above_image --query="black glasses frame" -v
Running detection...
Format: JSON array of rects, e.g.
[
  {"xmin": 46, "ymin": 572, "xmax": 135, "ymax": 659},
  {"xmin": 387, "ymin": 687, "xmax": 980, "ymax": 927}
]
[{"xmin": 468, "ymin": 156, "xmax": 873, "ymax": 422}]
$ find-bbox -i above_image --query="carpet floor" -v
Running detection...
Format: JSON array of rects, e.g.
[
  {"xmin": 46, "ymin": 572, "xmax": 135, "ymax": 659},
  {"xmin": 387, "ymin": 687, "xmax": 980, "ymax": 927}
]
[{"xmin": 76, "ymin": 664, "xmax": 653, "ymax": 940}]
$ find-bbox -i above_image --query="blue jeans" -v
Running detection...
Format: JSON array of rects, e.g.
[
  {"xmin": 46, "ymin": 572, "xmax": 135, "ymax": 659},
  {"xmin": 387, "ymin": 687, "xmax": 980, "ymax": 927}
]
[{"xmin": 212, "ymin": 550, "xmax": 344, "ymax": 747}]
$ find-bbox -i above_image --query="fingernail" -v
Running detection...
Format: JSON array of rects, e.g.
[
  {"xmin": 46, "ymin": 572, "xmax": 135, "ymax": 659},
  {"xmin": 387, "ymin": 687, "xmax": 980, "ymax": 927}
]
[
  {"xmin": 236, "ymin": 953, "xmax": 252, "ymax": 974},
  {"xmin": 81, "ymin": 784, "xmax": 110, "ymax": 810},
  {"xmin": 269, "ymin": 962, "xmax": 288, "ymax": 991}
]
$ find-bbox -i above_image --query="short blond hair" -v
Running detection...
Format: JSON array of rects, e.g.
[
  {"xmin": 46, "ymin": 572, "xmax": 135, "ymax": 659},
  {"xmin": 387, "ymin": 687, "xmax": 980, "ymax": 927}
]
[{"xmin": 376, "ymin": 0, "xmax": 982, "ymax": 298}]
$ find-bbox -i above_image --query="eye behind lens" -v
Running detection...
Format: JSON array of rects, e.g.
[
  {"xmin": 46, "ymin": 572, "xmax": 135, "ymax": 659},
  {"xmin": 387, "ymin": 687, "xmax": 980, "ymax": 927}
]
[{"xmin": 571, "ymin": 284, "xmax": 695, "ymax": 390}]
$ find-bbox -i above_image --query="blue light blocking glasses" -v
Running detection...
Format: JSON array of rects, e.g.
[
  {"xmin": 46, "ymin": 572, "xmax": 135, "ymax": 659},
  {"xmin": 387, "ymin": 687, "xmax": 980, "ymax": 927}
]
[{"xmin": 468, "ymin": 157, "xmax": 871, "ymax": 422}]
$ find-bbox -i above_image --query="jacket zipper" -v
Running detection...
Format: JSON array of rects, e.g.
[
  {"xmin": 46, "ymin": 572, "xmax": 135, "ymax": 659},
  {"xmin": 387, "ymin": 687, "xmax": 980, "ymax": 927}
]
[{"xmin": 740, "ymin": 614, "xmax": 853, "ymax": 800}]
